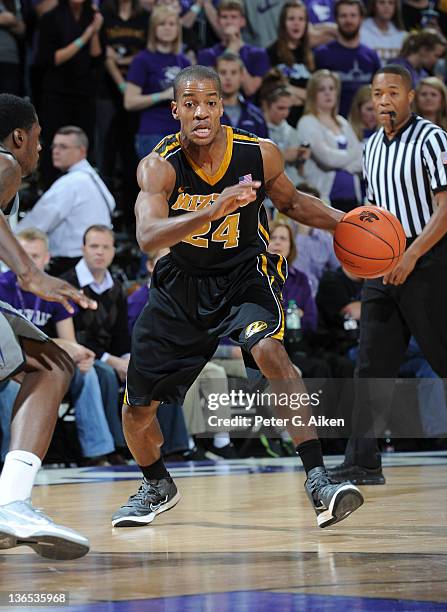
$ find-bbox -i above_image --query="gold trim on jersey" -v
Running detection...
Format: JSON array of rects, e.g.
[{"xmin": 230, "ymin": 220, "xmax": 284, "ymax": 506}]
[
  {"xmin": 258, "ymin": 254, "xmax": 285, "ymax": 342},
  {"xmin": 258, "ymin": 222, "xmax": 269, "ymax": 243},
  {"xmin": 270, "ymin": 303, "xmax": 285, "ymax": 341},
  {"xmin": 233, "ymin": 132, "xmax": 259, "ymax": 144},
  {"xmin": 155, "ymin": 133, "xmax": 181, "ymax": 158},
  {"xmin": 183, "ymin": 125, "xmax": 234, "ymax": 186},
  {"xmin": 276, "ymin": 254, "xmax": 286, "ymax": 283}
]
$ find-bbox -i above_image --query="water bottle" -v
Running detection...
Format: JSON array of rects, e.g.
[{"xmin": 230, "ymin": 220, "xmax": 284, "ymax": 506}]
[
  {"xmin": 286, "ymin": 299, "xmax": 302, "ymax": 350},
  {"xmin": 343, "ymin": 313, "xmax": 359, "ymax": 343}
]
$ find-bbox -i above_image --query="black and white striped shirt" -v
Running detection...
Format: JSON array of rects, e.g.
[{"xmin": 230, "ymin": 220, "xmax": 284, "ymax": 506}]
[{"xmin": 363, "ymin": 114, "xmax": 447, "ymax": 238}]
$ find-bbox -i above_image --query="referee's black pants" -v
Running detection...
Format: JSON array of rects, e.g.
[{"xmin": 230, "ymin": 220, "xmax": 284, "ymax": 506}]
[{"xmin": 345, "ymin": 235, "xmax": 447, "ymax": 468}]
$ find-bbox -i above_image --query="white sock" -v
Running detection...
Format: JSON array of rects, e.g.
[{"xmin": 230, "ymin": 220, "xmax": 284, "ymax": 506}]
[
  {"xmin": 188, "ymin": 436, "xmax": 196, "ymax": 450},
  {"xmin": 280, "ymin": 431, "xmax": 292, "ymax": 442},
  {"xmin": 0, "ymin": 450, "xmax": 41, "ymax": 505},
  {"xmin": 213, "ymin": 432, "xmax": 230, "ymax": 448}
]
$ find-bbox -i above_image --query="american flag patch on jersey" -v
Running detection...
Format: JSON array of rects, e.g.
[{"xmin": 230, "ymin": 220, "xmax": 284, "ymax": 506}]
[
  {"xmin": 239, "ymin": 174, "xmax": 252, "ymax": 183},
  {"xmin": 442, "ymin": 151, "xmax": 447, "ymax": 165}
]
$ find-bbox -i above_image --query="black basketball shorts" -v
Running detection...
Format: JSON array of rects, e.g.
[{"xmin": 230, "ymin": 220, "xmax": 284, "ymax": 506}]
[{"xmin": 125, "ymin": 252, "xmax": 287, "ymax": 406}]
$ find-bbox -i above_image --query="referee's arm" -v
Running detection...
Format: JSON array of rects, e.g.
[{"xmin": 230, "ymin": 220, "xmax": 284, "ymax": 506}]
[{"xmin": 384, "ymin": 130, "xmax": 447, "ymax": 286}]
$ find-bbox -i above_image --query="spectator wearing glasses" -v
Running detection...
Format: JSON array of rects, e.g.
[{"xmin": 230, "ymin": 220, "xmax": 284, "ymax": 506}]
[{"xmin": 16, "ymin": 126, "xmax": 115, "ymax": 277}]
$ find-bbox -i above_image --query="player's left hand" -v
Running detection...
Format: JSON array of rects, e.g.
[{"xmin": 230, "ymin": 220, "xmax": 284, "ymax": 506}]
[{"xmin": 382, "ymin": 250, "xmax": 418, "ymax": 285}]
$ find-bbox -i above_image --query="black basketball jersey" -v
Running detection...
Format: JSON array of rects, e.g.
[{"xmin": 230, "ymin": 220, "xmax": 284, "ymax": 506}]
[
  {"xmin": 154, "ymin": 126, "xmax": 270, "ymax": 275},
  {"xmin": 0, "ymin": 145, "xmax": 19, "ymax": 218}
]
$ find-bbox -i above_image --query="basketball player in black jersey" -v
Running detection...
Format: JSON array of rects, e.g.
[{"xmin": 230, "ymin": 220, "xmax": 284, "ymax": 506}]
[
  {"xmin": 0, "ymin": 94, "xmax": 97, "ymax": 559},
  {"xmin": 113, "ymin": 66, "xmax": 364, "ymax": 529}
]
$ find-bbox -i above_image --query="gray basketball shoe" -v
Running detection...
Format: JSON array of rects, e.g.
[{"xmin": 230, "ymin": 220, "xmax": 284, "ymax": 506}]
[
  {"xmin": 305, "ymin": 466, "xmax": 364, "ymax": 528},
  {"xmin": 112, "ymin": 477, "xmax": 180, "ymax": 527},
  {"xmin": 0, "ymin": 499, "xmax": 90, "ymax": 559}
]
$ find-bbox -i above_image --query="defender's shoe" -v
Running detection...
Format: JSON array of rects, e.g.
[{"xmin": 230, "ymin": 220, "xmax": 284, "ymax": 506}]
[
  {"xmin": 112, "ymin": 477, "xmax": 180, "ymax": 527},
  {"xmin": 327, "ymin": 461, "xmax": 386, "ymax": 485},
  {"xmin": 305, "ymin": 466, "xmax": 364, "ymax": 528},
  {"xmin": 0, "ymin": 500, "xmax": 90, "ymax": 560}
]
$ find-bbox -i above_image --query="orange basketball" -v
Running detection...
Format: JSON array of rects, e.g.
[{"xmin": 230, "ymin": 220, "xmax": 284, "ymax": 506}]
[{"xmin": 334, "ymin": 206, "xmax": 407, "ymax": 278}]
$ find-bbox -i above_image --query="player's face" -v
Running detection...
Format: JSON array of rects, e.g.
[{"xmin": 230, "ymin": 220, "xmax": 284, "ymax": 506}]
[
  {"xmin": 155, "ymin": 15, "xmax": 179, "ymax": 44},
  {"xmin": 336, "ymin": 4, "xmax": 362, "ymax": 39},
  {"xmin": 372, "ymin": 73, "xmax": 414, "ymax": 129},
  {"xmin": 268, "ymin": 226, "xmax": 291, "ymax": 259},
  {"xmin": 82, "ymin": 230, "xmax": 115, "ymax": 273},
  {"xmin": 417, "ymin": 84, "xmax": 443, "ymax": 114},
  {"xmin": 217, "ymin": 60, "xmax": 242, "ymax": 96},
  {"xmin": 17, "ymin": 121, "xmax": 41, "ymax": 177},
  {"xmin": 172, "ymin": 79, "xmax": 224, "ymax": 145},
  {"xmin": 315, "ymin": 77, "xmax": 338, "ymax": 113},
  {"xmin": 285, "ymin": 6, "xmax": 307, "ymax": 42},
  {"xmin": 19, "ymin": 238, "xmax": 50, "ymax": 272},
  {"xmin": 374, "ymin": 0, "xmax": 396, "ymax": 22},
  {"xmin": 360, "ymin": 100, "xmax": 377, "ymax": 129}
]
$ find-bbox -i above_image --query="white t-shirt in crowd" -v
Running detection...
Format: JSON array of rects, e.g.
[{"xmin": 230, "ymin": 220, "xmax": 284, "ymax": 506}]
[{"xmin": 360, "ymin": 18, "xmax": 406, "ymax": 65}]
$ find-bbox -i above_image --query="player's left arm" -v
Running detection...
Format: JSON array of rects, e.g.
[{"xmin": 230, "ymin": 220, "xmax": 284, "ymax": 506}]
[
  {"xmin": 384, "ymin": 130, "xmax": 447, "ymax": 285},
  {"xmin": 260, "ymin": 139, "xmax": 344, "ymax": 231}
]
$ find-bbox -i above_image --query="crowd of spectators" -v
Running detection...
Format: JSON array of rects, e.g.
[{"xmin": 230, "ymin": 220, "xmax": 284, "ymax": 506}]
[{"xmin": 2, "ymin": 0, "xmax": 447, "ymax": 463}]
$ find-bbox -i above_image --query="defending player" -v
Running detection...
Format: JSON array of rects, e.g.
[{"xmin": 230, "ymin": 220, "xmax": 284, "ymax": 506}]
[{"xmin": 0, "ymin": 94, "xmax": 96, "ymax": 560}]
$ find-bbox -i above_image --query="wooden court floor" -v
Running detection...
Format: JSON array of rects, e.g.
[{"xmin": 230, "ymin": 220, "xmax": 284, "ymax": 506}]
[{"xmin": 0, "ymin": 455, "xmax": 446, "ymax": 611}]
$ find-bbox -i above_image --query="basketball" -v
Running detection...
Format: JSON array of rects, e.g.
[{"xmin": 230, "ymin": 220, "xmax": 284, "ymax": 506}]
[{"xmin": 334, "ymin": 206, "xmax": 407, "ymax": 278}]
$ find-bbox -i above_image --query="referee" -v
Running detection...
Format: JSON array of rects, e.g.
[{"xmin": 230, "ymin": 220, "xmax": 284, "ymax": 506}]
[{"xmin": 329, "ymin": 64, "xmax": 447, "ymax": 485}]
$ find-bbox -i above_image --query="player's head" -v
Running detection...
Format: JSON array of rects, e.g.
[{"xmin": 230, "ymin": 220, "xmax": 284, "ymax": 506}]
[
  {"xmin": 216, "ymin": 52, "xmax": 244, "ymax": 97},
  {"xmin": 267, "ymin": 220, "xmax": 297, "ymax": 265},
  {"xmin": 172, "ymin": 65, "xmax": 224, "ymax": 146},
  {"xmin": 82, "ymin": 225, "xmax": 116, "ymax": 274},
  {"xmin": 17, "ymin": 228, "xmax": 50, "ymax": 272},
  {"xmin": 0, "ymin": 94, "xmax": 41, "ymax": 177},
  {"xmin": 372, "ymin": 65, "xmax": 414, "ymax": 129},
  {"xmin": 52, "ymin": 126, "xmax": 88, "ymax": 171}
]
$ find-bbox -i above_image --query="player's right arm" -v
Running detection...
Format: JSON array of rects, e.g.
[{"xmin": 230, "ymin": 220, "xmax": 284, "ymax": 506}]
[{"xmin": 135, "ymin": 153, "xmax": 260, "ymax": 252}]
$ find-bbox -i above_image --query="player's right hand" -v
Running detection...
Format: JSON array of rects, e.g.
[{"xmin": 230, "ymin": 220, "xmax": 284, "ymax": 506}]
[
  {"xmin": 208, "ymin": 181, "xmax": 260, "ymax": 222},
  {"xmin": 19, "ymin": 270, "xmax": 97, "ymax": 314}
]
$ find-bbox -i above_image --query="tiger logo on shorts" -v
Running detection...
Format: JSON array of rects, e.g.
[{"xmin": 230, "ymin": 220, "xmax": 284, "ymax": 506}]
[{"xmin": 245, "ymin": 321, "xmax": 268, "ymax": 339}]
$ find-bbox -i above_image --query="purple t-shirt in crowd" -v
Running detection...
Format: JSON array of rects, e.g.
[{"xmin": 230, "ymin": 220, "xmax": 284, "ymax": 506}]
[
  {"xmin": 282, "ymin": 266, "xmax": 317, "ymax": 332},
  {"xmin": 197, "ymin": 43, "xmax": 270, "ymax": 78},
  {"xmin": 314, "ymin": 41, "xmax": 381, "ymax": 117},
  {"xmin": 0, "ymin": 271, "xmax": 73, "ymax": 330},
  {"xmin": 292, "ymin": 230, "xmax": 340, "ymax": 297},
  {"xmin": 305, "ymin": 0, "xmax": 335, "ymax": 24},
  {"xmin": 127, "ymin": 50, "xmax": 190, "ymax": 136}
]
